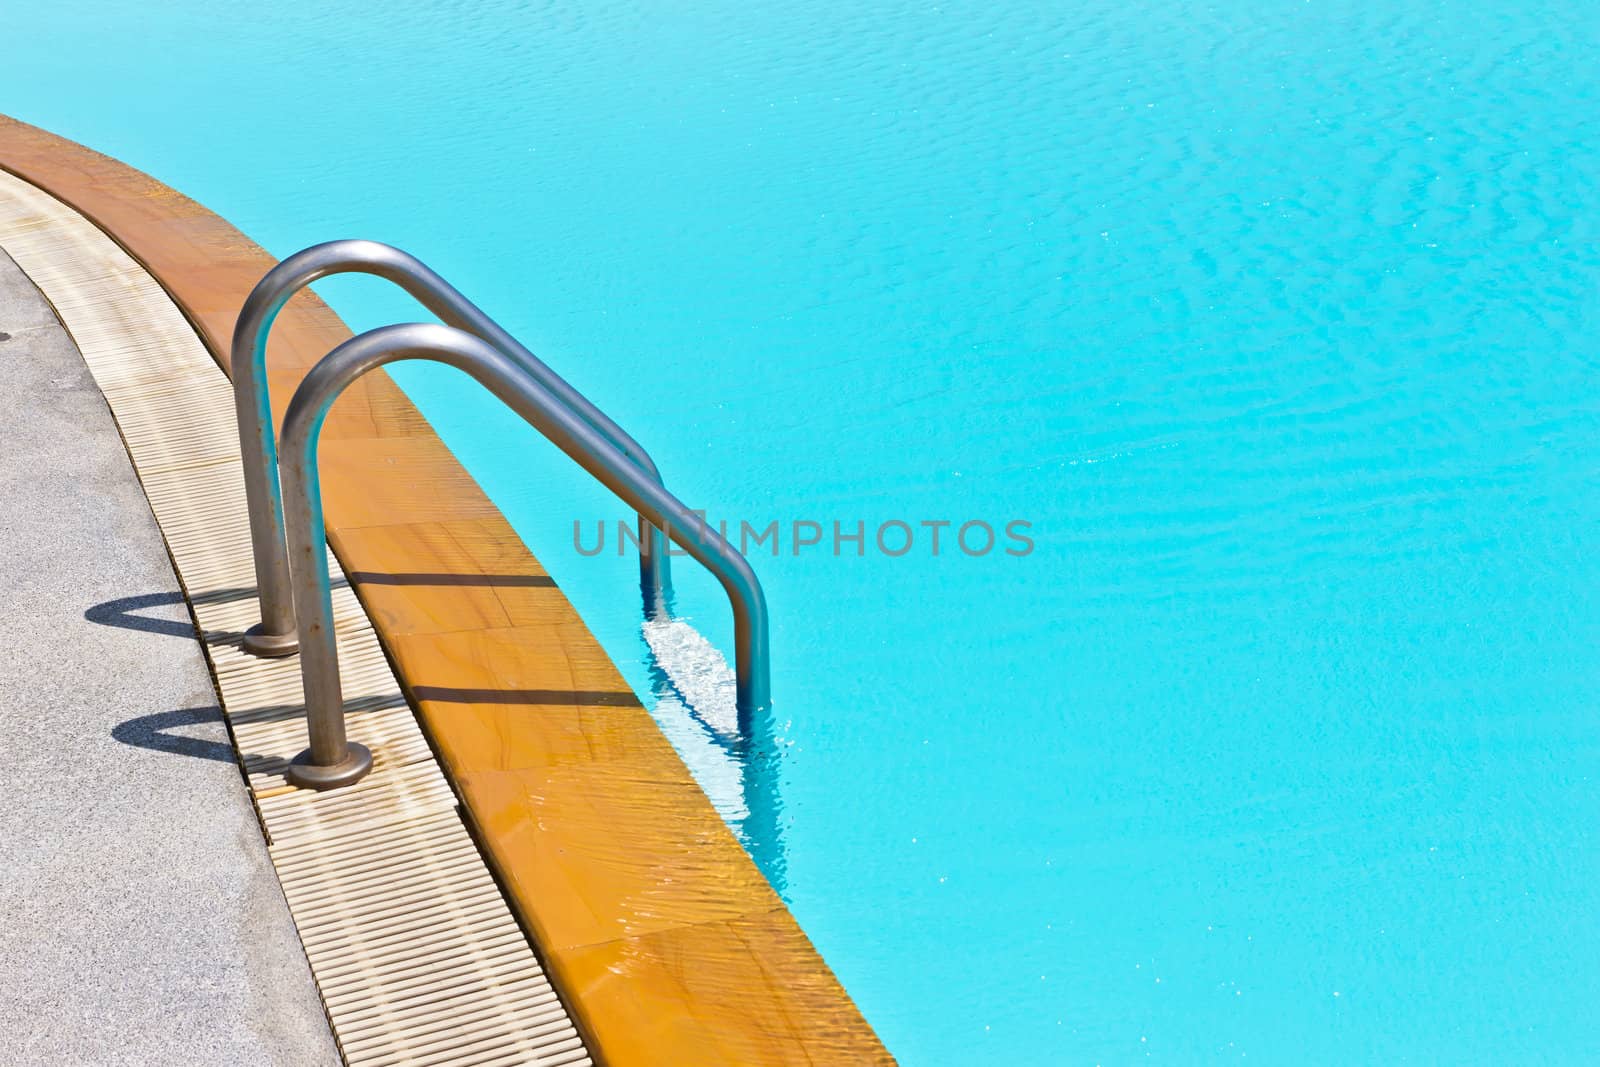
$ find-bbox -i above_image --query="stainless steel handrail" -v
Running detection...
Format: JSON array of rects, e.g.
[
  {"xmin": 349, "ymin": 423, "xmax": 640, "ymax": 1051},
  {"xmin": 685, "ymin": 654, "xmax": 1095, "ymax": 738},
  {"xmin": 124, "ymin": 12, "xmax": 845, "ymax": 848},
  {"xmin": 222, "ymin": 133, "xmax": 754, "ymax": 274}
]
[
  {"xmin": 278, "ymin": 323, "xmax": 771, "ymax": 790},
  {"xmin": 233, "ymin": 239, "xmax": 671, "ymax": 658}
]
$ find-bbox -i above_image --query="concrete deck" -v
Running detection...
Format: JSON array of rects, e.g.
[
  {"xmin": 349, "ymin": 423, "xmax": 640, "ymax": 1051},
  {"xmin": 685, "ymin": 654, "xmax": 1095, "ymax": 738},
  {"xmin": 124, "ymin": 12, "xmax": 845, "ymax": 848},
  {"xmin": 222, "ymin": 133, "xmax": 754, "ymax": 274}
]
[{"xmin": 0, "ymin": 248, "xmax": 337, "ymax": 1065}]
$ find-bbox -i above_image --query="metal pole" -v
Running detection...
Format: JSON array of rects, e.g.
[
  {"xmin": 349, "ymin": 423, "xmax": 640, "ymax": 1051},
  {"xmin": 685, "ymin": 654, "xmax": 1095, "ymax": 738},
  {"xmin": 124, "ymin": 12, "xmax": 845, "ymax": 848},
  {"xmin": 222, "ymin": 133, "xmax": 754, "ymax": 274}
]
[
  {"xmin": 278, "ymin": 322, "xmax": 769, "ymax": 790},
  {"xmin": 233, "ymin": 240, "xmax": 672, "ymax": 658}
]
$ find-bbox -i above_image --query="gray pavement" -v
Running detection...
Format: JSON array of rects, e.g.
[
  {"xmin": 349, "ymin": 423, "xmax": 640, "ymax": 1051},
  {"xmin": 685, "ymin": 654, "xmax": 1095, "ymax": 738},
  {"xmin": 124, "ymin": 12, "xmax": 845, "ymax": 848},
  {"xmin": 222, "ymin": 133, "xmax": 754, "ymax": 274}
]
[{"xmin": 0, "ymin": 249, "xmax": 338, "ymax": 1065}]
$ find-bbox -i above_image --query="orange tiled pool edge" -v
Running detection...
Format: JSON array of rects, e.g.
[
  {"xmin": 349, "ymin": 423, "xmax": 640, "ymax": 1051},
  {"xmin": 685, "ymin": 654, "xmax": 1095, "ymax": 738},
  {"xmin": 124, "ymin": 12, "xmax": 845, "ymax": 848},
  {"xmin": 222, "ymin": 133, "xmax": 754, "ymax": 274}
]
[{"xmin": 0, "ymin": 114, "xmax": 891, "ymax": 1066}]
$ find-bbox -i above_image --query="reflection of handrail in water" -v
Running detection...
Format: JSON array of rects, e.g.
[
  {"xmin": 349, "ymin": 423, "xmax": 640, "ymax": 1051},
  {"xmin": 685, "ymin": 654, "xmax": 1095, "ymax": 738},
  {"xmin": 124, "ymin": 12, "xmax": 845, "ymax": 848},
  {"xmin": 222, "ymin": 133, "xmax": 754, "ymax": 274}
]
[{"xmin": 737, "ymin": 704, "xmax": 789, "ymax": 896}]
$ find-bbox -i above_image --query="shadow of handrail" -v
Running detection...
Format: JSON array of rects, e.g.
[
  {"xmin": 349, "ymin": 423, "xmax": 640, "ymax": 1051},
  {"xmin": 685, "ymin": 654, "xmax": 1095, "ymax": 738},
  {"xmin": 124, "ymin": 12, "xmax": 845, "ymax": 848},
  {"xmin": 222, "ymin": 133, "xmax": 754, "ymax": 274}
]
[
  {"xmin": 84, "ymin": 592, "xmax": 197, "ymax": 640},
  {"xmin": 348, "ymin": 572, "xmax": 557, "ymax": 589},
  {"xmin": 85, "ymin": 582, "xmax": 349, "ymax": 642},
  {"xmin": 111, "ymin": 707, "xmax": 236, "ymax": 762},
  {"xmin": 111, "ymin": 699, "xmax": 406, "ymax": 781},
  {"xmin": 410, "ymin": 687, "xmax": 638, "ymax": 706}
]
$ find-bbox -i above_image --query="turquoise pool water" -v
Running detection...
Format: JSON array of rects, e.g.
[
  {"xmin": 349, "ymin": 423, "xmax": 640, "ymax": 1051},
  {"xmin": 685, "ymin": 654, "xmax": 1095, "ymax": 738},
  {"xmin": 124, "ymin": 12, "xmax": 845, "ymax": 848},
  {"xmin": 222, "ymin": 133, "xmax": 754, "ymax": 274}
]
[{"xmin": 8, "ymin": 2, "xmax": 1598, "ymax": 1061}]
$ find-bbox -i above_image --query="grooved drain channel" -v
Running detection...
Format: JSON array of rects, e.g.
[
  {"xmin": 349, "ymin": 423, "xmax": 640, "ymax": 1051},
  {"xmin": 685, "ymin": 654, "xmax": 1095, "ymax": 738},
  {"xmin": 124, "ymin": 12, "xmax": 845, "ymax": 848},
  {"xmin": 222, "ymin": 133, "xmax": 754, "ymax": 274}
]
[{"xmin": 0, "ymin": 167, "xmax": 593, "ymax": 1067}]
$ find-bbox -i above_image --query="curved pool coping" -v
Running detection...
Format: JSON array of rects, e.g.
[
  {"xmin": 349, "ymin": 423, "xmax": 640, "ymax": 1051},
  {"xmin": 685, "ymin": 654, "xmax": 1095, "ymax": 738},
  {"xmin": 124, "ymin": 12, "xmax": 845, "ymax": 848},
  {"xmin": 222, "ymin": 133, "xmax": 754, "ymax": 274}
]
[{"xmin": 0, "ymin": 114, "xmax": 890, "ymax": 1065}]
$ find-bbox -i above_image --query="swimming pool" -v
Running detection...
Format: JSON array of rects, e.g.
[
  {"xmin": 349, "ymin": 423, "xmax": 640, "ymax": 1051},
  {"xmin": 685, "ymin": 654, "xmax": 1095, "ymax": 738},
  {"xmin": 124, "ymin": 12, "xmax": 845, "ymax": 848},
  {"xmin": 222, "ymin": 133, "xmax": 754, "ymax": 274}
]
[{"xmin": 7, "ymin": 1, "xmax": 1598, "ymax": 1061}]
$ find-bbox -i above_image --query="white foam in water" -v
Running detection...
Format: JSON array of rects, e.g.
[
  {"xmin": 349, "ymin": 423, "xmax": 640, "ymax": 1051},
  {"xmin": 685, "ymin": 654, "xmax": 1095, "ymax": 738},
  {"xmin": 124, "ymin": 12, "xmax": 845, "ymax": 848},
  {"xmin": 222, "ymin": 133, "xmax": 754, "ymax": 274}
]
[
  {"xmin": 642, "ymin": 615, "xmax": 741, "ymax": 737},
  {"xmin": 648, "ymin": 689, "xmax": 749, "ymax": 825},
  {"xmin": 641, "ymin": 615, "xmax": 748, "ymax": 826}
]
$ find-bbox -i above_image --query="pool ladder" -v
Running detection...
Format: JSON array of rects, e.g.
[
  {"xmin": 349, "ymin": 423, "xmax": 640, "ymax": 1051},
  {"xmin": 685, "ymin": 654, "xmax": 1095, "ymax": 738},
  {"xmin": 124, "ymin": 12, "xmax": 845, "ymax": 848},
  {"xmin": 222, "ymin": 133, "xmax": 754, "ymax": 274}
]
[{"xmin": 232, "ymin": 240, "xmax": 770, "ymax": 789}]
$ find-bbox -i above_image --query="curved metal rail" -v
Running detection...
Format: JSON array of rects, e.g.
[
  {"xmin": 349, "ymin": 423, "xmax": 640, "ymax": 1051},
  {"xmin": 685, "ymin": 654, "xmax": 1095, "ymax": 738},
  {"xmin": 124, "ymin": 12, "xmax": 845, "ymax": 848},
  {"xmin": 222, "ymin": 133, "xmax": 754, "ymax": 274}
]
[
  {"xmin": 232, "ymin": 240, "xmax": 671, "ymax": 657},
  {"xmin": 278, "ymin": 323, "xmax": 771, "ymax": 789}
]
